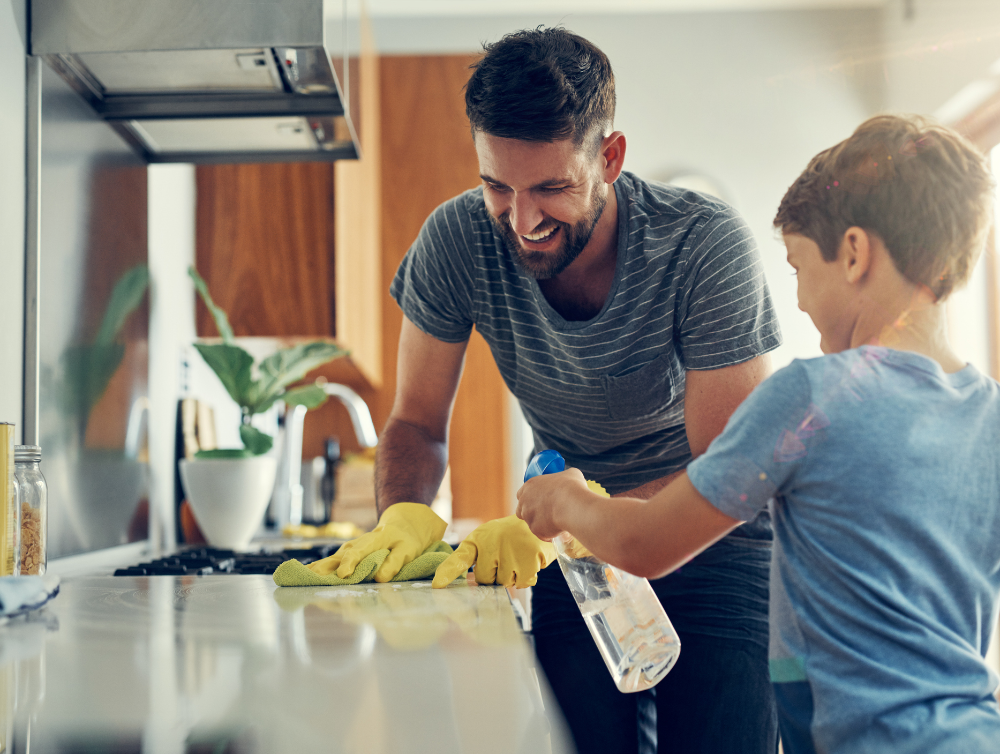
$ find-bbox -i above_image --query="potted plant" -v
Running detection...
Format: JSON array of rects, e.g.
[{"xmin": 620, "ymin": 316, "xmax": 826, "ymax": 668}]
[{"xmin": 179, "ymin": 267, "xmax": 346, "ymax": 549}]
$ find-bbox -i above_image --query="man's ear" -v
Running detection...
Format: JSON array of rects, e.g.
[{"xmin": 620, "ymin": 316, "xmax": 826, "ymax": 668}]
[
  {"xmin": 839, "ymin": 227, "xmax": 873, "ymax": 284},
  {"xmin": 600, "ymin": 131, "xmax": 627, "ymax": 184}
]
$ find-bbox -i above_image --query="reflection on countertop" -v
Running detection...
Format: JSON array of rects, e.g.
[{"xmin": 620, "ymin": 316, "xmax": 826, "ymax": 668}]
[{"xmin": 0, "ymin": 574, "xmax": 574, "ymax": 753}]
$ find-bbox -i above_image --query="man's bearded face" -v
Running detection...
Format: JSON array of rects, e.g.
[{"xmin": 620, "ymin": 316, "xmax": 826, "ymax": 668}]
[
  {"xmin": 475, "ymin": 132, "xmax": 611, "ymax": 281},
  {"xmin": 490, "ymin": 179, "xmax": 607, "ymax": 280}
]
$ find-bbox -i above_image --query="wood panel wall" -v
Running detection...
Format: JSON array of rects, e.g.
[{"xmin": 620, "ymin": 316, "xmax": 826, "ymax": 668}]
[
  {"xmin": 377, "ymin": 55, "xmax": 512, "ymax": 522},
  {"xmin": 307, "ymin": 55, "xmax": 512, "ymax": 522},
  {"xmin": 333, "ymin": 18, "xmax": 383, "ymax": 388},
  {"xmin": 195, "ymin": 163, "xmax": 335, "ymax": 338},
  {"xmin": 196, "ymin": 55, "xmax": 512, "ymax": 524}
]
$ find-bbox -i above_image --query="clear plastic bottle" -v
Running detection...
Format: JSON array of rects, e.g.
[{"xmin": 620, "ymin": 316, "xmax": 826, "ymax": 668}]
[
  {"xmin": 14, "ymin": 445, "xmax": 47, "ymax": 576},
  {"xmin": 525, "ymin": 450, "xmax": 681, "ymax": 693}
]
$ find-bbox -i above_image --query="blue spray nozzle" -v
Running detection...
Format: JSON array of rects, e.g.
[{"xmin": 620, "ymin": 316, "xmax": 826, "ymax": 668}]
[{"xmin": 524, "ymin": 449, "xmax": 566, "ymax": 482}]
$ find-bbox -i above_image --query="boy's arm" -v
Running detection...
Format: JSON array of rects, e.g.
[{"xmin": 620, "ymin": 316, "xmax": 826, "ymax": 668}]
[
  {"xmin": 517, "ymin": 363, "xmax": 810, "ymax": 580},
  {"xmin": 516, "ymin": 469, "xmax": 742, "ymax": 580}
]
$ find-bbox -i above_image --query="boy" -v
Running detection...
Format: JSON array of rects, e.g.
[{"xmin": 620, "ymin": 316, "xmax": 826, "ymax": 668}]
[{"xmin": 516, "ymin": 113, "xmax": 1000, "ymax": 753}]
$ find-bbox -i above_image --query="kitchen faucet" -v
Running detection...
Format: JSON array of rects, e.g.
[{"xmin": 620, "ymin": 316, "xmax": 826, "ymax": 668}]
[
  {"xmin": 272, "ymin": 383, "xmax": 377, "ymax": 528},
  {"xmin": 320, "ymin": 383, "xmax": 378, "ymax": 449}
]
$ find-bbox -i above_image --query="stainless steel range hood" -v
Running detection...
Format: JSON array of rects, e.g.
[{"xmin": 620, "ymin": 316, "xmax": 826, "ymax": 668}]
[{"xmin": 30, "ymin": 0, "xmax": 360, "ymax": 163}]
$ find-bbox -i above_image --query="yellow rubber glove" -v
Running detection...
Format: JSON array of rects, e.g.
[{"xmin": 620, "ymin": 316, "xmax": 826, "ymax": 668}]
[
  {"xmin": 306, "ymin": 502, "xmax": 447, "ymax": 583},
  {"xmin": 432, "ymin": 515, "xmax": 556, "ymax": 589}
]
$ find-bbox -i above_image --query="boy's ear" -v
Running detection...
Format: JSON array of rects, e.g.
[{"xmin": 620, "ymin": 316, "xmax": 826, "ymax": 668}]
[{"xmin": 838, "ymin": 227, "xmax": 873, "ymax": 285}]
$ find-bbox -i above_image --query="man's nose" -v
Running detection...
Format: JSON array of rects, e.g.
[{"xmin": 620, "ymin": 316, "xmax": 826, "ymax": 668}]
[{"xmin": 509, "ymin": 193, "xmax": 544, "ymax": 236}]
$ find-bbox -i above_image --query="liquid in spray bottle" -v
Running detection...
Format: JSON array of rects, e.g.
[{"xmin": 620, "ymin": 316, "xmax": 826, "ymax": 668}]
[{"xmin": 525, "ymin": 450, "xmax": 681, "ymax": 693}]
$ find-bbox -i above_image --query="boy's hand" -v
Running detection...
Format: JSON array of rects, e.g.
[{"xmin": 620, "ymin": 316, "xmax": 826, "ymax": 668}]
[{"xmin": 515, "ymin": 467, "xmax": 589, "ymax": 541}]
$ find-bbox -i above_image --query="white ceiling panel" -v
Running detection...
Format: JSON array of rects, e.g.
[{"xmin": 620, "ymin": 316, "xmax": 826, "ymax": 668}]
[{"xmin": 360, "ymin": 0, "xmax": 889, "ymax": 17}]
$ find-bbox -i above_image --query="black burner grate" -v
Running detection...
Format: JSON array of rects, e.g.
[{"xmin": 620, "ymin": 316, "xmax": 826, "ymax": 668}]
[{"xmin": 113, "ymin": 544, "xmax": 340, "ymax": 577}]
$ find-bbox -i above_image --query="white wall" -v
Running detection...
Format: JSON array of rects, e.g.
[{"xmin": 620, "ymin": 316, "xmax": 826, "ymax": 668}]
[
  {"xmin": 148, "ymin": 164, "xmax": 198, "ymax": 551},
  {"xmin": 880, "ymin": 0, "xmax": 1000, "ymax": 380},
  {"xmin": 0, "ymin": 0, "xmax": 26, "ymax": 438},
  {"xmin": 882, "ymin": 0, "xmax": 1000, "ymax": 117},
  {"xmin": 368, "ymin": 8, "xmax": 885, "ymax": 368}
]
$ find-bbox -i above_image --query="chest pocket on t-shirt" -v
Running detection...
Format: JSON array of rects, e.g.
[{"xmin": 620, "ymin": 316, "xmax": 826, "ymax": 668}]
[{"xmin": 602, "ymin": 353, "xmax": 677, "ymax": 420}]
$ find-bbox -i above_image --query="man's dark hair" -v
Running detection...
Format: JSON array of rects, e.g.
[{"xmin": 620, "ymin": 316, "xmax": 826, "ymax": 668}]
[{"xmin": 465, "ymin": 27, "xmax": 616, "ymax": 150}]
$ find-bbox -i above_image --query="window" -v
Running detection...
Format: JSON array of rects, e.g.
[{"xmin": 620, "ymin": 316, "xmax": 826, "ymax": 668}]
[{"xmin": 944, "ymin": 144, "xmax": 1000, "ymax": 379}]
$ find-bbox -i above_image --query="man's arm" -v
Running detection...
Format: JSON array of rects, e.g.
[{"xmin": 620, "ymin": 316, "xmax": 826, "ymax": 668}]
[
  {"xmin": 304, "ymin": 318, "xmax": 465, "ymax": 582},
  {"xmin": 613, "ymin": 354, "xmax": 772, "ymax": 500},
  {"xmin": 374, "ymin": 317, "xmax": 468, "ymax": 516}
]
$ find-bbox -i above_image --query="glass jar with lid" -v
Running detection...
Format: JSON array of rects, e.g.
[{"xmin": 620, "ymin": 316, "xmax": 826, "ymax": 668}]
[{"xmin": 15, "ymin": 445, "xmax": 46, "ymax": 576}]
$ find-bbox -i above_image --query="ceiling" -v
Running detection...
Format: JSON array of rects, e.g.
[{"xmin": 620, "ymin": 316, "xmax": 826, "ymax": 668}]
[{"xmin": 361, "ymin": 0, "xmax": 890, "ymax": 17}]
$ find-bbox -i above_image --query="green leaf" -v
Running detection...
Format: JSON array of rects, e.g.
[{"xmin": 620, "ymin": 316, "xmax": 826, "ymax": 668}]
[
  {"xmin": 194, "ymin": 448, "xmax": 254, "ymax": 459},
  {"xmin": 280, "ymin": 383, "xmax": 329, "ymax": 410},
  {"xmin": 248, "ymin": 342, "xmax": 345, "ymax": 414},
  {"xmin": 240, "ymin": 425, "xmax": 274, "ymax": 455},
  {"xmin": 258, "ymin": 342, "xmax": 346, "ymax": 386},
  {"xmin": 95, "ymin": 265, "xmax": 150, "ymax": 346},
  {"xmin": 248, "ymin": 392, "xmax": 283, "ymax": 417},
  {"xmin": 188, "ymin": 266, "xmax": 235, "ymax": 344},
  {"xmin": 192, "ymin": 343, "xmax": 255, "ymax": 408}
]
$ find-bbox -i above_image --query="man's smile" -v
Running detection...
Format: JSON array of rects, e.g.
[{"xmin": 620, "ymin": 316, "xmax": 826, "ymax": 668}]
[{"xmin": 521, "ymin": 225, "xmax": 560, "ymax": 246}]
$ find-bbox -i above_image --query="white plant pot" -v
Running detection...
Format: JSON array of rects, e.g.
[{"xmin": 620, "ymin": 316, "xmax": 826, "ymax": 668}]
[{"xmin": 179, "ymin": 456, "xmax": 278, "ymax": 550}]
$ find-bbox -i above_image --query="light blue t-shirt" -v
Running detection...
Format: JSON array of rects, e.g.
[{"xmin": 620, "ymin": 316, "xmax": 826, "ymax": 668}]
[{"xmin": 688, "ymin": 347, "xmax": 1000, "ymax": 754}]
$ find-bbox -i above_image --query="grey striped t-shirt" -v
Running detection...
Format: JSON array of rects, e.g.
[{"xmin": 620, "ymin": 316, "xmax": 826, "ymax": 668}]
[{"xmin": 391, "ymin": 171, "xmax": 782, "ymax": 494}]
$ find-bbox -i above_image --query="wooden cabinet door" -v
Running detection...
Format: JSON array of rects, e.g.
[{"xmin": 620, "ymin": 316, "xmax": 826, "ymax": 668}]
[{"xmin": 195, "ymin": 163, "xmax": 335, "ymax": 338}]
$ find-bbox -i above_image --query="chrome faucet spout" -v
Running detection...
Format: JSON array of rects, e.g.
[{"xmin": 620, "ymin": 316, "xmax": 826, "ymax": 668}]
[
  {"xmin": 270, "ymin": 384, "xmax": 376, "ymax": 529},
  {"xmin": 273, "ymin": 403, "xmax": 308, "ymax": 526},
  {"xmin": 322, "ymin": 383, "xmax": 378, "ymax": 448}
]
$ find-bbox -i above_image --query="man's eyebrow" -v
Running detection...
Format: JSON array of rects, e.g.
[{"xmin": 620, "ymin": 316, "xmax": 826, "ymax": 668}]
[
  {"xmin": 534, "ymin": 178, "xmax": 573, "ymax": 188},
  {"xmin": 479, "ymin": 175, "xmax": 574, "ymax": 189}
]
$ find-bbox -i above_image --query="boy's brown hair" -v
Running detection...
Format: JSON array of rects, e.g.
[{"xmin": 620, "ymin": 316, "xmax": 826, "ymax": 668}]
[{"xmin": 774, "ymin": 114, "xmax": 995, "ymax": 299}]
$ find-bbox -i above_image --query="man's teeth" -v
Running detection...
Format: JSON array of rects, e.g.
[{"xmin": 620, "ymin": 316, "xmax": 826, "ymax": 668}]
[{"xmin": 523, "ymin": 227, "xmax": 556, "ymax": 242}]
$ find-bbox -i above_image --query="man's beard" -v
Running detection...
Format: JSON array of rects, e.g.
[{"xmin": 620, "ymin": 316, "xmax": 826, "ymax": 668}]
[{"xmin": 491, "ymin": 187, "xmax": 608, "ymax": 280}]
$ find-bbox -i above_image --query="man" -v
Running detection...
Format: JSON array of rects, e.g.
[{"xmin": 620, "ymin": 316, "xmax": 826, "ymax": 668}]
[{"xmin": 314, "ymin": 27, "xmax": 781, "ymax": 754}]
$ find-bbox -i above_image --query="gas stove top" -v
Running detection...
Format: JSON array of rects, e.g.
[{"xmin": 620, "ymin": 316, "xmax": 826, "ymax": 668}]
[{"xmin": 113, "ymin": 544, "xmax": 340, "ymax": 577}]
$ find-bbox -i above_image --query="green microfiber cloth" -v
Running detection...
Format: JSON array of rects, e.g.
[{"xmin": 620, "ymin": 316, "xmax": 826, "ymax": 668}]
[{"xmin": 272, "ymin": 540, "xmax": 455, "ymax": 587}]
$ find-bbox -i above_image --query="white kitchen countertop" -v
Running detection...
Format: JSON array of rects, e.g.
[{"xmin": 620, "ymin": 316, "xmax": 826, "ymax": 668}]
[{"xmin": 1, "ymin": 572, "xmax": 575, "ymax": 753}]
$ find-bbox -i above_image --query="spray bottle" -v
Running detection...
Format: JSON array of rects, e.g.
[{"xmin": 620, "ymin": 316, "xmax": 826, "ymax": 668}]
[{"xmin": 525, "ymin": 449, "xmax": 681, "ymax": 693}]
